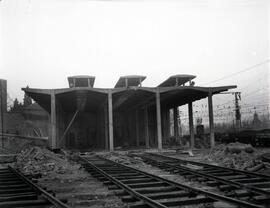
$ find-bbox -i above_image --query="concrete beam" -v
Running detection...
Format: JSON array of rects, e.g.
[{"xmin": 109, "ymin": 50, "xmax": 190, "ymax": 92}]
[
  {"xmin": 156, "ymin": 90, "xmax": 162, "ymax": 150},
  {"xmin": 188, "ymin": 102, "xmax": 194, "ymax": 149},
  {"xmin": 208, "ymin": 91, "xmax": 215, "ymax": 148}
]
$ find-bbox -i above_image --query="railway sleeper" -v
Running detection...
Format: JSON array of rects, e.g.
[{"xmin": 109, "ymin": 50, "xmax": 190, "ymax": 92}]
[
  {"xmin": 122, "ymin": 190, "xmax": 190, "ymax": 202},
  {"xmin": 0, "ymin": 198, "xmax": 50, "ymax": 208},
  {"xmin": 0, "ymin": 189, "xmax": 35, "ymax": 196},
  {"xmin": 158, "ymin": 195, "xmax": 215, "ymax": 207},
  {"xmin": 246, "ymin": 182, "xmax": 270, "ymax": 188},
  {"xmin": 0, "ymin": 184, "xmax": 30, "ymax": 190},
  {"xmin": 211, "ymin": 172, "xmax": 236, "ymax": 177},
  {"xmin": 0, "ymin": 191, "xmax": 37, "ymax": 198},
  {"xmin": 105, "ymin": 178, "xmax": 156, "ymax": 185},
  {"xmin": 0, "ymin": 193, "xmax": 38, "ymax": 202},
  {"xmin": 127, "ymin": 181, "xmax": 169, "ymax": 189},
  {"xmin": 0, "ymin": 180, "xmax": 26, "ymax": 185},
  {"xmin": 232, "ymin": 178, "xmax": 267, "ymax": 184}
]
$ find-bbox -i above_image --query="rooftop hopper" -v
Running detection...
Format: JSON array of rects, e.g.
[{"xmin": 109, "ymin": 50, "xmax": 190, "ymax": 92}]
[
  {"xmin": 114, "ymin": 75, "xmax": 146, "ymax": 88},
  {"xmin": 68, "ymin": 75, "xmax": 95, "ymax": 88}
]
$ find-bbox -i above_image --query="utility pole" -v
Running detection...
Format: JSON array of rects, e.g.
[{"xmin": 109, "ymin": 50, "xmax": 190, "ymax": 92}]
[
  {"xmin": 220, "ymin": 91, "xmax": 241, "ymax": 132},
  {"xmin": 234, "ymin": 92, "xmax": 241, "ymax": 131}
]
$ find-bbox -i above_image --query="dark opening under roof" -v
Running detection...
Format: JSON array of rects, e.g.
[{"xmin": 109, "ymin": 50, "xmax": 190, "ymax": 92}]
[
  {"xmin": 114, "ymin": 75, "xmax": 146, "ymax": 88},
  {"xmin": 158, "ymin": 74, "xmax": 196, "ymax": 87}
]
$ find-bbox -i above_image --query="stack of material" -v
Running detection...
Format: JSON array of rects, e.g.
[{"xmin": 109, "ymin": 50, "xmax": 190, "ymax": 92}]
[
  {"xmin": 207, "ymin": 142, "xmax": 262, "ymax": 170},
  {"xmin": 16, "ymin": 147, "xmax": 80, "ymax": 176}
]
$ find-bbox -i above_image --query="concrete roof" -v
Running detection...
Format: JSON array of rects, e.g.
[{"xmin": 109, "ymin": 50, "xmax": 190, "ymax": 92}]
[{"xmin": 22, "ymin": 85, "xmax": 236, "ymax": 113}]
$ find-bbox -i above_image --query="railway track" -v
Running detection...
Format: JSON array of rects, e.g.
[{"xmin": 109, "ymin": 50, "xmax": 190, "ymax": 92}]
[
  {"xmin": 133, "ymin": 152, "xmax": 270, "ymax": 207},
  {"xmin": 79, "ymin": 154, "xmax": 265, "ymax": 208},
  {"xmin": 0, "ymin": 166, "xmax": 70, "ymax": 208}
]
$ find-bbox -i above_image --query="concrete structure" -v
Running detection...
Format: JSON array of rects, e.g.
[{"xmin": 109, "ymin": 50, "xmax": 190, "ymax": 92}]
[
  {"xmin": 22, "ymin": 75, "xmax": 236, "ymax": 150},
  {"xmin": 0, "ymin": 79, "xmax": 7, "ymax": 138}
]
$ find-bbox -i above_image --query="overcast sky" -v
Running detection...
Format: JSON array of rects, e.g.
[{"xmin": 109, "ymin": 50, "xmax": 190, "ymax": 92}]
[{"xmin": 0, "ymin": 0, "xmax": 269, "ymax": 109}]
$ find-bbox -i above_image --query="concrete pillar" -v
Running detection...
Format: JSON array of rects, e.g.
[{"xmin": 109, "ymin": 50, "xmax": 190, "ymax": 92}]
[
  {"xmin": 144, "ymin": 108, "xmax": 149, "ymax": 148},
  {"xmin": 188, "ymin": 102, "xmax": 194, "ymax": 149},
  {"xmin": 173, "ymin": 107, "xmax": 179, "ymax": 141},
  {"xmin": 156, "ymin": 90, "xmax": 162, "ymax": 150},
  {"xmin": 0, "ymin": 79, "xmax": 7, "ymax": 147},
  {"xmin": 108, "ymin": 90, "xmax": 114, "ymax": 151},
  {"xmin": 208, "ymin": 91, "xmax": 215, "ymax": 148},
  {"xmin": 104, "ymin": 105, "xmax": 109, "ymax": 150},
  {"xmin": 136, "ymin": 110, "xmax": 140, "ymax": 147},
  {"xmin": 50, "ymin": 90, "xmax": 57, "ymax": 149}
]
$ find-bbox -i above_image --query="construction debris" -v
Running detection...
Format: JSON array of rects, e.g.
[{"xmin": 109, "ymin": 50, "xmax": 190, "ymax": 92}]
[
  {"xmin": 207, "ymin": 142, "xmax": 266, "ymax": 170},
  {"xmin": 15, "ymin": 146, "xmax": 80, "ymax": 177}
]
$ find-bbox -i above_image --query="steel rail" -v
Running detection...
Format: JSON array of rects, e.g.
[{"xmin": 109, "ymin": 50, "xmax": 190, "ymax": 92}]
[
  {"xmin": 80, "ymin": 156, "xmax": 167, "ymax": 208},
  {"xmin": 140, "ymin": 154, "xmax": 270, "ymax": 200},
  {"xmin": 148, "ymin": 152, "xmax": 270, "ymax": 194},
  {"xmin": 8, "ymin": 166, "xmax": 70, "ymax": 208},
  {"xmin": 140, "ymin": 153, "xmax": 270, "ymax": 197},
  {"xmin": 150, "ymin": 152, "xmax": 270, "ymax": 180},
  {"xmin": 93, "ymin": 155, "xmax": 263, "ymax": 208}
]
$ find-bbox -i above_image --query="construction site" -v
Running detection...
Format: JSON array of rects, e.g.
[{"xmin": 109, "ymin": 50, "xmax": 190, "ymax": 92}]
[
  {"xmin": 0, "ymin": 74, "xmax": 270, "ymax": 208},
  {"xmin": 1, "ymin": 0, "xmax": 270, "ymax": 207}
]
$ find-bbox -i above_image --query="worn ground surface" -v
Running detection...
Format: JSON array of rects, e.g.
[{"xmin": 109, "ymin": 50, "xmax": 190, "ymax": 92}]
[
  {"xmin": 164, "ymin": 143, "xmax": 270, "ymax": 175},
  {"xmin": 2, "ymin": 144, "xmax": 270, "ymax": 208},
  {"xmin": 13, "ymin": 147, "xmax": 126, "ymax": 208}
]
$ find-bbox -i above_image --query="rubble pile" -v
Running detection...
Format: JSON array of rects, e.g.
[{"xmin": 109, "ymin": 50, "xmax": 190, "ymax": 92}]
[
  {"xmin": 102, "ymin": 151, "xmax": 144, "ymax": 166},
  {"xmin": 207, "ymin": 142, "xmax": 263, "ymax": 170},
  {"xmin": 16, "ymin": 147, "xmax": 80, "ymax": 176}
]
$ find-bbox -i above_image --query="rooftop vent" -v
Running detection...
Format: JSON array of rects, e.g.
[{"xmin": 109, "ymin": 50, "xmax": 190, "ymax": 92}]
[
  {"xmin": 68, "ymin": 75, "xmax": 95, "ymax": 88},
  {"xmin": 158, "ymin": 74, "xmax": 196, "ymax": 87},
  {"xmin": 114, "ymin": 75, "xmax": 146, "ymax": 88}
]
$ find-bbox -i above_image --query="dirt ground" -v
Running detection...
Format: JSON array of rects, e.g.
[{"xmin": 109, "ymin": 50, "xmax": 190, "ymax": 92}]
[
  {"xmin": 2, "ymin": 144, "xmax": 270, "ymax": 208},
  {"xmin": 9, "ymin": 147, "xmax": 127, "ymax": 208}
]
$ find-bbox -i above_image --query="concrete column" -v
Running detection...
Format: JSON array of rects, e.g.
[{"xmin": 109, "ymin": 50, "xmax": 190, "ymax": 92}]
[
  {"xmin": 0, "ymin": 79, "xmax": 7, "ymax": 147},
  {"xmin": 208, "ymin": 91, "xmax": 215, "ymax": 148},
  {"xmin": 156, "ymin": 90, "xmax": 162, "ymax": 150},
  {"xmin": 136, "ymin": 110, "xmax": 140, "ymax": 147},
  {"xmin": 108, "ymin": 90, "xmax": 114, "ymax": 151},
  {"xmin": 104, "ymin": 105, "xmax": 109, "ymax": 150},
  {"xmin": 188, "ymin": 102, "xmax": 194, "ymax": 149},
  {"xmin": 50, "ymin": 90, "xmax": 57, "ymax": 149},
  {"xmin": 144, "ymin": 108, "xmax": 149, "ymax": 148},
  {"xmin": 173, "ymin": 107, "xmax": 179, "ymax": 141}
]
